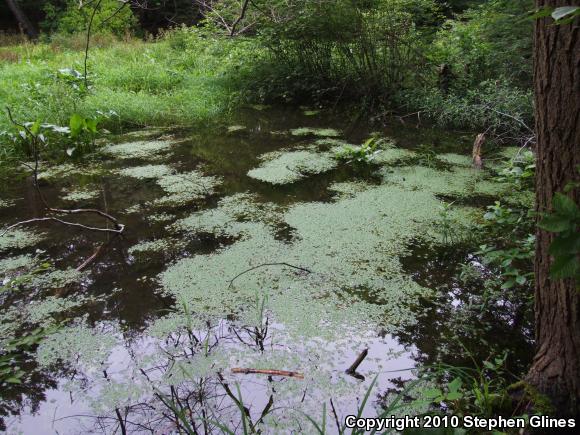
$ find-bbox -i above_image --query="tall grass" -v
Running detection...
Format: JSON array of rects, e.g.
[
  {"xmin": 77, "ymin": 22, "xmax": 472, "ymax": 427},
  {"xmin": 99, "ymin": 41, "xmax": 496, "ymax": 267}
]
[{"xmin": 0, "ymin": 29, "xmax": 264, "ymax": 135}]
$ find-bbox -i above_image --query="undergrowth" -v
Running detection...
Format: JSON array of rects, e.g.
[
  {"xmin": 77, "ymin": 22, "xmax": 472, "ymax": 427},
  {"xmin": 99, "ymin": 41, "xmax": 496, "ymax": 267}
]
[{"xmin": 0, "ymin": 29, "xmax": 264, "ymax": 138}]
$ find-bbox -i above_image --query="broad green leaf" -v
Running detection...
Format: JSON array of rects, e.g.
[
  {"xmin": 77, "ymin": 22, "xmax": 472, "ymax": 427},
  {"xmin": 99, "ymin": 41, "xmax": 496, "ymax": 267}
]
[
  {"xmin": 552, "ymin": 6, "xmax": 580, "ymax": 21},
  {"xmin": 550, "ymin": 254, "xmax": 579, "ymax": 279},
  {"xmin": 552, "ymin": 193, "xmax": 578, "ymax": 217},
  {"xmin": 501, "ymin": 279, "xmax": 515, "ymax": 289},
  {"xmin": 86, "ymin": 118, "xmax": 98, "ymax": 133},
  {"xmin": 539, "ymin": 215, "xmax": 570, "ymax": 233},
  {"xmin": 549, "ymin": 233, "xmax": 580, "ymax": 256},
  {"xmin": 446, "ymin": 391, "xmax": 462, "ymax": 401},
  {"xmin": 69, "ymin": 114, "xmax": 84, "ymax": 137},
  {"xmin": 448, "ymin": 377, "xmax": 462, "ymax": 393},
  {"xmin": 423, "ymin": 388, "xmax": 443, "ymax": 399},
  {"xmin": 30, "ymin": 120, "xmax": 41, "ymax": 135}
]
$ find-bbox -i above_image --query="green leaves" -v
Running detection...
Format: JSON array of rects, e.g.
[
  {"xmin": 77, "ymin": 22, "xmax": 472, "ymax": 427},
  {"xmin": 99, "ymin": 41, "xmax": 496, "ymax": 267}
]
[
  {"xmin": 530, "ymin": 6, "xmax": 580, "ymax": 24},
  {"xmin": 539, "ymin": 192, "xmax": 580, "ymax": 282},
  {"xmin": 552, "ymin": 6, "xmax": 580, "ymax": 22}
]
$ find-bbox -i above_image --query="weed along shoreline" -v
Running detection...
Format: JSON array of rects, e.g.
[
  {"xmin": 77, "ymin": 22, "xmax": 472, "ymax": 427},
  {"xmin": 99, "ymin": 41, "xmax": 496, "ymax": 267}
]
[{"xmin": 1, "ymin": 0, "xmax": 579, "ymax": 433}]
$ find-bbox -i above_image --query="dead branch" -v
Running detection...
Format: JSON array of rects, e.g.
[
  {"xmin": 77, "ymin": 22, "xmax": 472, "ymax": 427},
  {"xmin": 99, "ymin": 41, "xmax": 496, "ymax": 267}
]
[
  {"xmin": 231, "ymin": 368, "xmax": 304, "ymax": 379},
  {"xmin": 346, "ymin": 348, "xmax": 369, "ymax": 375},
  {"xmin": 3, "ymin": 107, "xmax": 126, "ymax": 239},
  {"xmin": 230, "ymin": 0, "xmax": 252, "ymax": 36},
  {"xmin": 0, "ymin": 217, "xmax": 125, "ymax": 237},
  {"xmin": 472, "ymin": 133, "xmax": 486, "ymax": 169},
  {"xmin": 76, "ymin": 242, "xmax": 106, "ymax": 271},
  {"xmin": 227, "ymin": 262, "xmax": 312, "ymax": 289}
]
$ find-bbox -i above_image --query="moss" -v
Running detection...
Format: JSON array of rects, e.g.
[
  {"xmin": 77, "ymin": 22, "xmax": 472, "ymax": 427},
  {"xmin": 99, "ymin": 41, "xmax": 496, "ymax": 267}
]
[
  {"xmin": 117, "ymin": 164, "xmax": 174, "ymax": 179},
  {"xmin": 102, "ymin": 139, "xmax": 175, "ymax": 160},
  {"xmin": 290, "ymin": 127, "xmax": 341, "ymax": 137},
  {"xmin": 0, "ymin": 228, "xmax": 45, "ymax": 252},
  {"xmin": 248, "ymin": 150, "xmax": 337, "ymax": 185}
]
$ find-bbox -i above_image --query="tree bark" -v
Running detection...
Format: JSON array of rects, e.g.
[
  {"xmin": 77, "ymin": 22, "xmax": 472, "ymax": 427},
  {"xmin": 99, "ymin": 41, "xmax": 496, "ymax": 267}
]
[
  {"xmin": 4, "ymin": 0, "xmax": 38, "ymax": 39},
  {"xmin": 527, "ymin": 0, "xmax": 580, "ymax": 418}
]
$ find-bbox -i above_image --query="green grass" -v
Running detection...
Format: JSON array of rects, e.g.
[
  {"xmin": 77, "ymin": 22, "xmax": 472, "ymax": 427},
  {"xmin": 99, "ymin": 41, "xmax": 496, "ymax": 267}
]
[{"xmin": 0, "ymin": 29, "xmax": 265, "ymax": 135}]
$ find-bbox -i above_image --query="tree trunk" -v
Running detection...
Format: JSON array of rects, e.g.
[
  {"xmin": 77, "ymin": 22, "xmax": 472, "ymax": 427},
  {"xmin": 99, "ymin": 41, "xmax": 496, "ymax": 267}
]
[
  {"xmin": 4, "ymin": 0, "xmax": 38, "ymax": 39},
  {"xmin": 527, "ymin": 0, "xmax": 580, "ymax": 418}
]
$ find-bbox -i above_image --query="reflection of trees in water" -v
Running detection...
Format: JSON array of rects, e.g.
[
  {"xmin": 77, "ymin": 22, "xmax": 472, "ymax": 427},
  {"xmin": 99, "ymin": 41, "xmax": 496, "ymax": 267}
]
[{"xmin": 76, "ymin": 319, "xmax": 283, "ymax": 434}]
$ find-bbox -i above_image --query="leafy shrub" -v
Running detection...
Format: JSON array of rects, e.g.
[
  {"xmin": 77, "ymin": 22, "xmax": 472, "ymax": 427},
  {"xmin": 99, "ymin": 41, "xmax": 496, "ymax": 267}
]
[
  {"xmin": 431, "ymin": 0, "xmax": 533, "ymax": 89},
  {"xmin": 399, "ymin": 80, "xmax": 533, "ymax": 137},
  {"xmin": 42, "ymin": 0, "xmax": 138, "ymax": 37},
  {"xmin": 539, "ymin": 189, "xmax": 580, "ymax": 282},
  {"xmin": 204, "ymin": 0, "xmax": 441, "ymax": 103},
  {"xmin": 335, "ymin": 137, "xmax": 383, "ymax": 164}
]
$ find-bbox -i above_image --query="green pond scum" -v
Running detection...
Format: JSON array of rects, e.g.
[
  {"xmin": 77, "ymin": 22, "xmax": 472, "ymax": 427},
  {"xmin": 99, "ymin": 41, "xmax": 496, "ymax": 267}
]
[{"xmin": 0, "ymin": 109, "xmax": 533, "ymax": 433}]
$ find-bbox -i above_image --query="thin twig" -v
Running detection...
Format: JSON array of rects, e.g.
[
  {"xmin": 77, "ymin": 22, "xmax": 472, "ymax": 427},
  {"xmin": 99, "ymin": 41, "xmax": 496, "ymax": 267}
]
[
  {"xmin": 84, "ymin": 0, "xmax": 104, "ymax": 88},
  {"xmin": 228, "ymin": 263, "xmax": 312, "ymax": 289},
  {"xmin": 231, "ymin": 368, "xmax": 304, "ymax": 379}
]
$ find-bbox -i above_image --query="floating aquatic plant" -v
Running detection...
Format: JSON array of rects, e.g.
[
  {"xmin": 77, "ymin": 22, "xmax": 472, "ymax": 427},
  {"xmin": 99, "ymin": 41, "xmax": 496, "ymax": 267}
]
[
  {"xmin": 173, "ymin": 193, "xmax": 281, "ymax": 238},
  {"xmin": 152, "ymin": 170, "xmax": 222, "ymax": 206},
  {"xmin": 0, "ymin": 228, "xmax": 45, "ymax": 252},
  {"xmin": 248, "ymin": 150, "xmax": 337, "ymax": 185},
  {"xmin": 117, "ymin": 164, "xmax": 174, "ymax": 180},
  {"xmin": 0, "ymin": 199, "xmax": 14, "ymax": 209},
  {"xmin": 290, "ymin": 127, "xmax": 341, "ymax": 137},
  {"xmin": 438, "ymin": 153, "xmax": 473, "ymax": 167},
  {"xmin": 227, "ymin": 125, "xmax": 246, "ymax": 133},
  {"xmin": 62, "ymin": 187, "xmax": 100, "ymax": 202},
  {"xmin": 0, "ymin": 254, "xmax": 35, "ymax": 273},
  {"xmin": 102, "ymin": 139, "xmax": 175, "ymax": 160},
  {"xmin": 147, "ymin": 212, "xmax": 175, "ymax": 223},
  {"xmin": 38, "ymin": 163, "xmax": 104, "ymax": 181},
  {"xmin": 128, "ymin": 238, "xmax": 176, "ymax": 255}
]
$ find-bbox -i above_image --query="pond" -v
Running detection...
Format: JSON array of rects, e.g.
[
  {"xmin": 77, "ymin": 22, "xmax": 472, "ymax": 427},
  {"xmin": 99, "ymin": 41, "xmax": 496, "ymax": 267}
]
[{"xmin": 0, "ymin": 106, "xmax": 533, "ymax": 434}]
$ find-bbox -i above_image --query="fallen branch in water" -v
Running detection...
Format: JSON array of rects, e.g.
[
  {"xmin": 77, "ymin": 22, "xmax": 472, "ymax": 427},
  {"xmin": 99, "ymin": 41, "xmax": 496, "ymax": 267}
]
[
  {"xmin": 231, "ymin": 368, "xmax": 305, "ymax": 379},
  {"xmin": 2, "ymin": 106, "xmax": 125, "ymax": 239},
  {"xmin": 0, "ymin": 217, "xmax": 124, "ymax": 237},
  {"xmin": 227, "ymin": 262, "xmax": 312, "ymax": 289},
  {"xmin": 346, "ymin": 348, "xmax": 369, "ymax": 378}
]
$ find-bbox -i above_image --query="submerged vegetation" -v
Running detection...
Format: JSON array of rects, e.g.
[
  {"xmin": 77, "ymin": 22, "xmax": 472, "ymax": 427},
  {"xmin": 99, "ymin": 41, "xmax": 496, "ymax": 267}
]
[{"xmin": 1, "ymin": 0, "xmax": 579, "ymax": 433}]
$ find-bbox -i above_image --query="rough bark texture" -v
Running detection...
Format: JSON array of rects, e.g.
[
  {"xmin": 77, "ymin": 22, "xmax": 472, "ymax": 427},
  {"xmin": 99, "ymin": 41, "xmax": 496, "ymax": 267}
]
[
  {"xmin": 527, "ymin": 0, "xmax": 580, "ymax": 418},
  {"xmin": 4, "ymin": 0, "xmax": 38, "ymax": 39}
]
